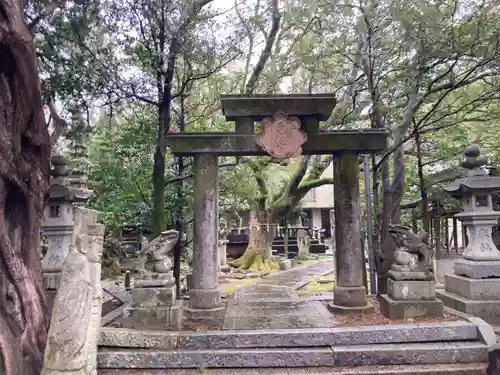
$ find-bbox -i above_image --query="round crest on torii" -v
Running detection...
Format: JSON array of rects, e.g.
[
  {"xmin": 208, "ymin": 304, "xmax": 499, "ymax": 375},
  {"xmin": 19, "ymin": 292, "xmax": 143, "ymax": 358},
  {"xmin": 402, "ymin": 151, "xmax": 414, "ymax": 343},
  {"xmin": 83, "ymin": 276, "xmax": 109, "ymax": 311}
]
[{"xmin": 256, "ymin": 111, "xmax": 307, "ymax": 159}]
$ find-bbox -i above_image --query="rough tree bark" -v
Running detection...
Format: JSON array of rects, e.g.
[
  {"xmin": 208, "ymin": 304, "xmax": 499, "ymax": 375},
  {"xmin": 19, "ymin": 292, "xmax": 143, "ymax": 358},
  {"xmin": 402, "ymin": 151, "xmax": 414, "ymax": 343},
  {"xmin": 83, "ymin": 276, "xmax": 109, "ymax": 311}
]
[{"xmin": 0, "ymin": 1, "xmax": 51, "ymax": 374}]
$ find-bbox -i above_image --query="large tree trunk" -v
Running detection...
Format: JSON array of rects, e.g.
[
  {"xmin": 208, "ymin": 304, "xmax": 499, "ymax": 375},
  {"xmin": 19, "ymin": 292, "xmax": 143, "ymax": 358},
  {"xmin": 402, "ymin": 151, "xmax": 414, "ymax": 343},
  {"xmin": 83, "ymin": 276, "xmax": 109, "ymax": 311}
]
[
  {"xmin": 232, "ymin": 211, "xmax": 279, "ymax": 272},
  {"xmin": 0, "ymin": 1, "xmax": 51, "ymax": 374}
]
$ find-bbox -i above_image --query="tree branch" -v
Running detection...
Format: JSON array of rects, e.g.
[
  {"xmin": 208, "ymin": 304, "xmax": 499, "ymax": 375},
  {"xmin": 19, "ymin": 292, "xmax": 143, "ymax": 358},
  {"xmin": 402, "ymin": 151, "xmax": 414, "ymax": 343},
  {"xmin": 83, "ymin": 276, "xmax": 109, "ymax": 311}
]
[
  {"xmin": 47, "ymin": 100, "xmax": 67, "ymax": 146},
  {"xmin": 285, "ymin": 156, "xmax": 311, "ymax": 194},
  {"xmin": 244, "ymin": 0, "xmax": 281, "ymax": 94},
  {"xmin": 296, "ymin": 177, "xmax": 334, "ymax": 194}
]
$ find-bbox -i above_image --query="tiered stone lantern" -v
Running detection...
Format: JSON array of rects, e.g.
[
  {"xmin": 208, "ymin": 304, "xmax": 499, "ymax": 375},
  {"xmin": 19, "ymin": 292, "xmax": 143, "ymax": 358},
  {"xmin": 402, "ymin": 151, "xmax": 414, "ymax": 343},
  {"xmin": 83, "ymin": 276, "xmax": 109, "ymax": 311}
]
[
  {"xmin": 436, "ymin": 145, "xmax": 500, "ymax": 323},
  {"xmin": 42, "ymin": 155, "xmax": 92, "ymax": 309}
]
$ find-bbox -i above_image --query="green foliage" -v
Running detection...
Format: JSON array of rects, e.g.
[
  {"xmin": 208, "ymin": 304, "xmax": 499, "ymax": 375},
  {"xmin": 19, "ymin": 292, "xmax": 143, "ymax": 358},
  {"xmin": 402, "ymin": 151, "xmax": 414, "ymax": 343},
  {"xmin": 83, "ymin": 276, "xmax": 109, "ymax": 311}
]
[
  {"xmin": 87, "ymin": 105, "xmax": 156, "ymax": 233},
  {"xmin": 32, "ymin": 0, "xmax": 499, "ymax": 231}
]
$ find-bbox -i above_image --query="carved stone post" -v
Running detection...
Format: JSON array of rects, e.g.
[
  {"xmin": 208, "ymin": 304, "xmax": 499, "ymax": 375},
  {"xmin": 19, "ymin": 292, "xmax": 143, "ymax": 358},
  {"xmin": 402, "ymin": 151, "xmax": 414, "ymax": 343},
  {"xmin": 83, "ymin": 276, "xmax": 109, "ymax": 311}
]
[
  {"xmin": 329, "ymin": 153, "xmax": 372, "ymax": 313},
  {"xmin": 185, "ymin": 153, "xmax": 224, "ymax": 320},
  {"xmin": 42, "ymin": 207, "xmax": 104, "ymax": 375}
]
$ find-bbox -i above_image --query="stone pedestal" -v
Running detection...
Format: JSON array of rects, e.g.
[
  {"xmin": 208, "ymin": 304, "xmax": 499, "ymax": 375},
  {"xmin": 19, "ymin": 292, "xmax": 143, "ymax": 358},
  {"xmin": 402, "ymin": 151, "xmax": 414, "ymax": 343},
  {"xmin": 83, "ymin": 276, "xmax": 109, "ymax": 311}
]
[
  {"xmin": 186, "ymin": 154, "xmax": 224, "ymax": 320},
  {"xmin": 329, "ymin": 153, "xmax": 372, "ymax": 313},
  {"xmin": 380, "ymin": 278, "xmax": 443, "ymax": 319},
  {"xmin": 436, "ymin": 260, "xmax": 500, "ymax": 324},
  {"xmin": 123, "ymin": 278, "xmax": 183, "ymax": 330}
]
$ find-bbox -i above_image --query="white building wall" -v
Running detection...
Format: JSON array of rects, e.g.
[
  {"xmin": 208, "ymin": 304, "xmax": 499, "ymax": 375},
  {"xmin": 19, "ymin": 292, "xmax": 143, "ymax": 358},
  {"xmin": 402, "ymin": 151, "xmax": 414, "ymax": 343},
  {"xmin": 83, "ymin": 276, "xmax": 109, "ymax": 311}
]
[{"xmin": 301, "ymin": 161, "xmax": 334, "ymax": 209}]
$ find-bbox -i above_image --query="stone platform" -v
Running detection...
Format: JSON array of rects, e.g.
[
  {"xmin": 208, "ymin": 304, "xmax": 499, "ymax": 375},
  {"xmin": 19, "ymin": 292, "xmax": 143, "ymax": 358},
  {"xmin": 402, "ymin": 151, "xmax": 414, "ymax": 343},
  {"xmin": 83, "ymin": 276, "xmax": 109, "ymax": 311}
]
[
  {"xmin": 97, "ymin": 260, "xmax": 492, "ymax": 371},
  {"xmin": 97, "ymin": 321, "xmax": 489, "ymax": 369}
]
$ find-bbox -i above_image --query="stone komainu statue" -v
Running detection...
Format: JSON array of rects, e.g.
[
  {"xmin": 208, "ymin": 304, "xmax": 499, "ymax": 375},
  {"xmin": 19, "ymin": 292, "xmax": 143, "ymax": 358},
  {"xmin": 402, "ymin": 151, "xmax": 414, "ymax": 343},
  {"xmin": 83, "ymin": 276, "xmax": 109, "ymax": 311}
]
[
  {"xmin": 135, "ymin": 230, "xmax": 179, "ymax": 277},
  {"xmin": 388, "ymin": 224, "xmax": 434, "ymax": 280},
  {"xmin": 42, "ymin": 208, "xmax": 104, "ymax": 375}
]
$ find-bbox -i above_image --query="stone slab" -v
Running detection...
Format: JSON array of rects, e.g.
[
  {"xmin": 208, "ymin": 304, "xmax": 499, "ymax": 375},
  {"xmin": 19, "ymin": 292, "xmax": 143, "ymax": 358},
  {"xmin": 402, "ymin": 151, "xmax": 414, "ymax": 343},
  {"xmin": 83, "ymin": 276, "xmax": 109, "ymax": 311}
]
[
  {"xmin": 454, "ymin": 260, "xmax": 500, "ymax": 279},
  {"xmin": 332, "ymin": 342, "xmax": 488, "ymax": 366},
  {"xmin": 178, "ymin": 328, "xmax": 334, "ymax": 349},
  {"xmin": 97, "ymin": 363, "xmax": 489, "ymax": 375},
  {"xmin": 223, "ymin": 300, "xmax": 331, "ymax": 329},
  {"xmin": 97, "ymin": 321, "xmax": 478, "ymax": 349},
  {"xmin": 379, "ymin": 294, "xmax": 443, "ymax": 320},
  {"xmin": 222, "ymin": 313, "xmax": 329, "ymax": 330},
  {"xmin": 122, "ymin": 300, "xmax": 183, "ymax": 330},
  {"xmin": 225, "ymin": 300, "xmax": 316, "ymax": 316},
  {"xmin": 436, "ymin": 290, "xmax": 500, "ymax": 325},
  {"xmin": 97, "ymin": 348, "xmax": 335, "ymax": 368},
  {"xmin": 387, "ymin": 279, "xmax": 436, "ymax": 301},
  {"xmin": 330, "ymin": 322, "xmax": 478, "ymax": 345},
  {"xmin": 445, "ymin": 274, "xmax": 500, "ymax": 300},
  {"xmin": 100, "ymin": 328, "xmax": 178, "ymax": 349}
]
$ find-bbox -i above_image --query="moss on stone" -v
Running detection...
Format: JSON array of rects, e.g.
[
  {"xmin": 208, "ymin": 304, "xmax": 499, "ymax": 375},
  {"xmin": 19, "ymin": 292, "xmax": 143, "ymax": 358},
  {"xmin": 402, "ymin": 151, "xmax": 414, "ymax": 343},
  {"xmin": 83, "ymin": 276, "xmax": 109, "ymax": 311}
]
[{"xmin": 296, "ymin": 273, "xmax": 336, "ymax": 295}]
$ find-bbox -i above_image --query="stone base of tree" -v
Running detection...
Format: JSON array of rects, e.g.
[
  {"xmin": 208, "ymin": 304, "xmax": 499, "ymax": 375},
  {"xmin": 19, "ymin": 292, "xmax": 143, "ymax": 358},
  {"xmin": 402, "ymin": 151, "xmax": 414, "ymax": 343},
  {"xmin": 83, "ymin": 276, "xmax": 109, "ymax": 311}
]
[{"xmin": 184, "ymin": 305, "xmax": 226, "ymax": 321}]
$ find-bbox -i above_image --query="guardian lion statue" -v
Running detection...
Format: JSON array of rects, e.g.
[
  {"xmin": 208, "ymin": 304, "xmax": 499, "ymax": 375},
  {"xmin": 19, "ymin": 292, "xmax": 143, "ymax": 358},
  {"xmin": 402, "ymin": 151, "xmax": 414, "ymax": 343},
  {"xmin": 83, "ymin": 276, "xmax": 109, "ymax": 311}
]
[
  {"xmin": 135, "ymin": 230, "xmax": 179, "ymax": 277},
  {"xmin": 388, "ymin": 224, "xmax": 434, "ymax": 280}
]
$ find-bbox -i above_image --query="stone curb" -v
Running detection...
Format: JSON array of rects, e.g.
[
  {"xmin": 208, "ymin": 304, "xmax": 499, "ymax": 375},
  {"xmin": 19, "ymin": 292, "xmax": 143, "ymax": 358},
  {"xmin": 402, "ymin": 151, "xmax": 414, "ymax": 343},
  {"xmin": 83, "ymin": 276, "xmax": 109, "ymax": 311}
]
[
  {"xmin": 443, "ymin": 306, "xmax": 498, "ymax": 348},
  {"xmin": 292, "ymin": 267, "xmax": 334, "ymax": 291},
  {"xmin": 332, "ymin": 341, "xmax": 488, "ymax": 367},
  {"xmin": 97, "ymin": 341, "xmax": 488, "ymax": 369},
  {"xmin": 98, "ymin": 347, "xmax": 335, "ymax": 368},
  {"xmin": 97, "ymin": 363, "xmax": 488, "ymax": 375},
  {"xmin": 99, "ymin": 321, "xmax": 479, "ymax": 350},
  {"xmin": 468, "ymin": 317, "xmax": 497, "ymax": 349}
]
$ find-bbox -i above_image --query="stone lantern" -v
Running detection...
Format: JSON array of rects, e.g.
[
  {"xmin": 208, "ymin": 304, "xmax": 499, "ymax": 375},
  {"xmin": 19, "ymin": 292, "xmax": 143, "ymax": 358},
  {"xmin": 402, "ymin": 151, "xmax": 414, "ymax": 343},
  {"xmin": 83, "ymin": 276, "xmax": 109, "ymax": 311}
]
[
  {"xmin": 42, "ymin": 155, "xmax": 92, "ymax": 307},
  {"xmin": 436, "ymin": 145, "xmax": 500, "ymax": 323}
]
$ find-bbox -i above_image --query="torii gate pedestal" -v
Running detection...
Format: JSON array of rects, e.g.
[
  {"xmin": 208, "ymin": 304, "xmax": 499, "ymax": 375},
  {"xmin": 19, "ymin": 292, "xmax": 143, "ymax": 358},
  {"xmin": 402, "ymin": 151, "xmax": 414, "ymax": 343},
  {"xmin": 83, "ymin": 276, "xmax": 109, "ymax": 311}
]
[{"xmin": 167, "ymin": 94, "xmax": 388, "ymax": 320}]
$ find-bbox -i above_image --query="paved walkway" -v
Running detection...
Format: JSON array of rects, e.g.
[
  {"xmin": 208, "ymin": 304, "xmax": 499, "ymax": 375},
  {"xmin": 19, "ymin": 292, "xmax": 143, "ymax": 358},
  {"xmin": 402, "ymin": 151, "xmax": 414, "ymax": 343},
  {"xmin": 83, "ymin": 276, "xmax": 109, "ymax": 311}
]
[{"xmin": 223, "ymin": 260, "xmax": 334, "ymax": 330}]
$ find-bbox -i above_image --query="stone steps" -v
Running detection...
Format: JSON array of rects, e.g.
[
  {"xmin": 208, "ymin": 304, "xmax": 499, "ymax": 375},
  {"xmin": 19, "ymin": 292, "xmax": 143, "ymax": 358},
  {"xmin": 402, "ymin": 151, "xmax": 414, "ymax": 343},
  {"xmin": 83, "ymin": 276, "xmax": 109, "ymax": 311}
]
[
  {"xmin": 99, "ymin": 322, "xmax": 480, "ymax": 350},
  {"xmin": 98, "ymin": 322, "xmax": 488, "ymax": 369},
  {"xmin": 97, "ymin": 341, "xmax": 488, "ymax": 369},
  {"xmin": 99, "ymin": 321, "xmax": 480, "ymax": 350},
  {"xmin": 98, "ymin": 363, "xmax": 488, "ymax": 375}
]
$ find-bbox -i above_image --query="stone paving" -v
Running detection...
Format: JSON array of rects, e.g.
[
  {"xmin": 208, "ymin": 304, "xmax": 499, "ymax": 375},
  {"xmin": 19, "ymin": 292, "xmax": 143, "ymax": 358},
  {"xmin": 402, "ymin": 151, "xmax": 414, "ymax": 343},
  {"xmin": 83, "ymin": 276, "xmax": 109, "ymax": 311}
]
[{"xmin": 223, "ymin": 260, "xmax": 334, "ymax": 330}]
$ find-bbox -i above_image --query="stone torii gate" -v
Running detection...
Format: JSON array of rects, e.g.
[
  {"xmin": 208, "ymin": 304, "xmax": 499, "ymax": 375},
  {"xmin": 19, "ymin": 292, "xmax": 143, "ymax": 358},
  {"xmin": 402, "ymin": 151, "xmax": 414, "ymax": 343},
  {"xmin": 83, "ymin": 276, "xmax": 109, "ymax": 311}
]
[{"xmin": 167, "ymin": 94, "xmax": 388, "ymax": 319}]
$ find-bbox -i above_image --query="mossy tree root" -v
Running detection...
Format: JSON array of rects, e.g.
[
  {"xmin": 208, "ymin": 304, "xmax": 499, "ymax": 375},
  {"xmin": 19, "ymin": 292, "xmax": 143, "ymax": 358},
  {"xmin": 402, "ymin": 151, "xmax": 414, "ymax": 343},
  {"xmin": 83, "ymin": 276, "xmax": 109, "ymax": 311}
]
[{"xmin": 231, "ymin": 251, "xmax": 280, "ymax": 272}]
